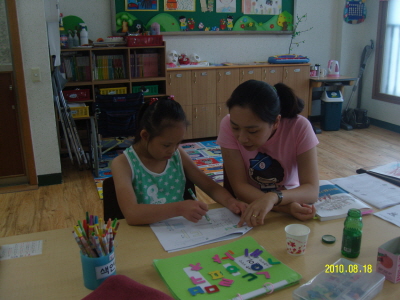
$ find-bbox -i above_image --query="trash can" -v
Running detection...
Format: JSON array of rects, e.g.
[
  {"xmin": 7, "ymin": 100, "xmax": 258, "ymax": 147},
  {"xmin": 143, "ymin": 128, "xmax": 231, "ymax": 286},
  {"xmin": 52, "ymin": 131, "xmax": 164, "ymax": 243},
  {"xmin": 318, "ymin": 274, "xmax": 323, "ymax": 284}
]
[{"xmin": 320, "ymin": 91, "xmax": 343, "ymax": 131}]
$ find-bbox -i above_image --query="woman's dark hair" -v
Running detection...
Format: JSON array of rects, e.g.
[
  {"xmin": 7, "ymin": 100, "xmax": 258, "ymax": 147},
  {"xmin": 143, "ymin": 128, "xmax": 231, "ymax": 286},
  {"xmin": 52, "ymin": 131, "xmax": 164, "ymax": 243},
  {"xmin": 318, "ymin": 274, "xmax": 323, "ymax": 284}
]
[
  {"xmin": 226, "ymin": 80, "xmax": 304, "ymax": 124},
  {"xmin": 134, "ymin": 97, "xmax": 188, "ymax": 143}
]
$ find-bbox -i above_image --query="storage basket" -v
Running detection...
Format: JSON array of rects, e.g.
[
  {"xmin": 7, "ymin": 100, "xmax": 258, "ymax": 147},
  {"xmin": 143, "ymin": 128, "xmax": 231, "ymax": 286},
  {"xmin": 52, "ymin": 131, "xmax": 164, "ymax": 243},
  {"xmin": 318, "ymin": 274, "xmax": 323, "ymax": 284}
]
[
  {"xmin": 126, "ymin": 35, "xmax": 163, "ymax": 47},
  {"xmin": 132, "ymin": 85, "xmax": 158, "ymax": 96},
  {"xmin": 99, "ymin": 87, "xmax": 127, "ymax": 95},
  {"xmin": 63, "ymin": 89, "xmax": 90, "ymax": 101},
  {"xmin": 70, "ymin": 106, "xmax": 89, "ymax": 118}
]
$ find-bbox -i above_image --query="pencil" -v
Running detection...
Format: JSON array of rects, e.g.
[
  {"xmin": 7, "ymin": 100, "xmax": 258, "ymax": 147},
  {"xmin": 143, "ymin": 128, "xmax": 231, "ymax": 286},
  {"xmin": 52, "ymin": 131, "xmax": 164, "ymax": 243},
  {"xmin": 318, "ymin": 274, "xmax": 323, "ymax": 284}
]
[{"xmin": 188, "ymin": 188, "xmax": 211, "ymax": 223}]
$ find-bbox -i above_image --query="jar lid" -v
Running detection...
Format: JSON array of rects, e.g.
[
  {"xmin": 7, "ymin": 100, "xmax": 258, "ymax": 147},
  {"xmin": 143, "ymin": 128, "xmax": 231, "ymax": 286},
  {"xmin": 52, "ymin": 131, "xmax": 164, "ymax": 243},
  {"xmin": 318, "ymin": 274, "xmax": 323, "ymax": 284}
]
[{"xmin": 322, "ymin": 234, "xmax": 336, "ymax": 244}]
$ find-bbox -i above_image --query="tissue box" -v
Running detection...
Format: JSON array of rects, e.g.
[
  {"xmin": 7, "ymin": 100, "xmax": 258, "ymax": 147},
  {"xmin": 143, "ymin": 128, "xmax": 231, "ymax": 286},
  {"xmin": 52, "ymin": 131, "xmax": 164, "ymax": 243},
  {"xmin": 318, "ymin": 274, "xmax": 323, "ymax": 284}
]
[{"xmin": 376, "ymin": 236, "xmax": 400, "ymax": 283}]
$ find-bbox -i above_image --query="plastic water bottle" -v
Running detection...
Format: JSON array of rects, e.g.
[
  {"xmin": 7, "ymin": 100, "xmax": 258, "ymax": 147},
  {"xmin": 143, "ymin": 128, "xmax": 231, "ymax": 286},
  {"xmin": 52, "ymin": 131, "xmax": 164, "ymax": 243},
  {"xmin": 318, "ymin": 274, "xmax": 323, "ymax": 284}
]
[
  {"xmin": 67, "ymin": 31, "xmax": 74, "ymax": 49},
  {"xmin": 73, "ymin": 30, "xmax": 80, "ymax": 47},
  {"xmin": 80, "ymin": 27, "xmax": 89, "ymax": 46},
  {"xmin": 341, "ymin": 208, "xmax": 363, "ymax": 258},
  {"xmin": 59, "ymin": 26, "xmax": 68, "ymax": 49}
]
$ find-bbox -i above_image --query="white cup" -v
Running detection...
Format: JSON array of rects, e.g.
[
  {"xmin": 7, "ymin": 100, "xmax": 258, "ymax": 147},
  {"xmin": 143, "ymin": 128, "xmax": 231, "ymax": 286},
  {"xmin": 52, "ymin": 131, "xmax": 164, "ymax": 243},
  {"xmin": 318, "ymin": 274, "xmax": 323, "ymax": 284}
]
[
  {"xmin": 285, "ymin": 224, "xmax": 310, "ymax": 255},
  {"xmin": 319, "ymin": 68, "xmax": 327, "ymax": 77}
]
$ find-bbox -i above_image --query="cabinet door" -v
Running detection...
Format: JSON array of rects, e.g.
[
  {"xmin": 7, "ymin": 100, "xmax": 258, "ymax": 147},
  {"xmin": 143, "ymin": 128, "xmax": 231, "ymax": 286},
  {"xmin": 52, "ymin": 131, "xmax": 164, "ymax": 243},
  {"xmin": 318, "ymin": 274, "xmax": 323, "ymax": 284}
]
[
  {"xmin": 192, "ymin": 70, "xmax": 216, "ymax": 105},
  {"xmin": 167, "ymin": 70, "xmax": 192, "ymax": 106},
  {"xmin": 181, "ymin": 105, "xmax": 192, "ymax": 140},
  {"xmin": 262, "ymin": 67, "xmax": 284, "ymax": 86},
  {"xmin": 192, "ymin": 104, "xmax": 217, "ymax": 138},
  {"xmin": 283, "ymin": 66, "xmax": 310, "ymax": 118},
  {"xmin": 216, "ymin": 102, "xmax": 229, "ymax": 135},
  {"xmin": 216, "ymin": 68, "xmax": 240, "ymax": 103},
  {"xmin": 239, "ymin": 67, "xmax": 262, "ymax": 83}
]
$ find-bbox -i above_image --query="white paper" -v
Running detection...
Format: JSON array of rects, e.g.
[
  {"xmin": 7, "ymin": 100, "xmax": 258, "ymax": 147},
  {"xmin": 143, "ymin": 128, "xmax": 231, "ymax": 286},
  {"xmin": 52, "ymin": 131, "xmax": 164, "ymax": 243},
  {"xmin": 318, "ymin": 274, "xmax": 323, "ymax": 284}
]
[
  {"xmin": 331, "ymin": 173, "xmax": 400, "ymax": 209},
  {"xmin": 150, "ymin": 208, "xmax": 252, "ymax": 252},
  {"xmin": 0, "ymin": 240, "xmax": 43, "ymax": 260},
  {"xmin": 370, "ymin": 162, "xmax": 400, "ymax": 180},
  {"xmin": 374, "ymin": 205, "xmax": 400, "ymax": 227}
]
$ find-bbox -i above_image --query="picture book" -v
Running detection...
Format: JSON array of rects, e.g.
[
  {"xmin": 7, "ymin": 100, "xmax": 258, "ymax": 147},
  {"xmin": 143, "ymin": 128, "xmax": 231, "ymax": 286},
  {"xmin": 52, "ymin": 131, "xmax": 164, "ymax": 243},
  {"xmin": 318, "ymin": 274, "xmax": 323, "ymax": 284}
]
[
  {"xmin": 153, "ymin": 236, "xmax": 302, "ymax": 300},
  {"xmin": 330, "ymin": 173, "xmax": 400, "ymax": 209},
  {"xmin": 150, "ymin": 208, "xmax": 252, "ymax": 252},
  {"xmin": 315, "ymin": 180, "xmax": 373, "ymax": 221}
]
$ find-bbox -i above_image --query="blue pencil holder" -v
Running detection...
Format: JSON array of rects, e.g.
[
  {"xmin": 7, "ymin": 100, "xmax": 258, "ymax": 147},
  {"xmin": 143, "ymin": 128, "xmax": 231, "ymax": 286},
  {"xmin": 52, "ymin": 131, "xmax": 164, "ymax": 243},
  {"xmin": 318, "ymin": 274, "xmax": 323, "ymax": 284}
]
[{"xmin": 80, "ymin": 250, "xmax": 116, "ymax": 290}]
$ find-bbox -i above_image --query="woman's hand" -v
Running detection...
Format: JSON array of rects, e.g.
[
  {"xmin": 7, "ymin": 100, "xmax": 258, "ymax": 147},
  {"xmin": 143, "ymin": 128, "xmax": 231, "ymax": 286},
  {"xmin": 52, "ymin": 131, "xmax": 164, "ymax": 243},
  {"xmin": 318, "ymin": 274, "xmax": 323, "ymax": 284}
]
[
  {"xmin": 288, "ymin": 202, "xmax": 316, "ymax": 221},
  {"xmin": 180, "ymin": 200, "xmax": 209, "ymax": 223},
  {"xmin": 237, "ymin": 194, "xmax": 276, "ymax": 227}
]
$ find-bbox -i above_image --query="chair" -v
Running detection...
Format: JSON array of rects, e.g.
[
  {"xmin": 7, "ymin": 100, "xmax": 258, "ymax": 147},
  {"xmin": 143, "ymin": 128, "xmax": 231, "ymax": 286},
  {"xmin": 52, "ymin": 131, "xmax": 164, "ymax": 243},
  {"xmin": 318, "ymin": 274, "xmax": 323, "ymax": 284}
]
[{"xmin": 103, "ymin": 175, "xmax": 197, "ymax": 221}]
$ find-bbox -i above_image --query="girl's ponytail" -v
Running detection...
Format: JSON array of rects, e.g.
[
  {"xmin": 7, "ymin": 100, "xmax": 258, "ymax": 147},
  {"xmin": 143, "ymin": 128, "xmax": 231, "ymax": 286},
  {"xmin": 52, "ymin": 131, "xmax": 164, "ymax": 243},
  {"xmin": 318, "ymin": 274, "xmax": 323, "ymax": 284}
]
[{"xmin": 274, "ymin": 82, "xmax": 304, "ymax": 118}]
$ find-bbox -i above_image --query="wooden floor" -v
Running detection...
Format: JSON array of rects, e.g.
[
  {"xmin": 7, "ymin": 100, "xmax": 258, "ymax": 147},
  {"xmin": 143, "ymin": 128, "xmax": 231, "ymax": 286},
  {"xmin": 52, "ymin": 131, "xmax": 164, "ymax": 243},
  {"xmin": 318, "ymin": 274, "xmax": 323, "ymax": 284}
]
[{"xmin": 1, "ymin": 125, "xmax": 400, "ymax": 238}]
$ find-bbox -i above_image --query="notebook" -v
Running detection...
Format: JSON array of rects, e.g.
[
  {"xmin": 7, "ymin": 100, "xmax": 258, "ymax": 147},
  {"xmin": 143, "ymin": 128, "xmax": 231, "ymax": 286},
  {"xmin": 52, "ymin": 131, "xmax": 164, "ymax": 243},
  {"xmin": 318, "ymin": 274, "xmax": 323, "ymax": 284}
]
[{"xmin": 153, "ymin": 236, "xmax": 302, "ymax": 300}]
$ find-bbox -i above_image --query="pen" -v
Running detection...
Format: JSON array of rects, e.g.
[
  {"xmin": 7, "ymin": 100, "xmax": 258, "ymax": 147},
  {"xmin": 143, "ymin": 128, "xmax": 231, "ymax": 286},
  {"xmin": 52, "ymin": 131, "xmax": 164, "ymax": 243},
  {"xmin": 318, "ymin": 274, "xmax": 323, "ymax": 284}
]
[{"xmin": 188, "ymin": 188, "xmax": 211, "ymax": 222}]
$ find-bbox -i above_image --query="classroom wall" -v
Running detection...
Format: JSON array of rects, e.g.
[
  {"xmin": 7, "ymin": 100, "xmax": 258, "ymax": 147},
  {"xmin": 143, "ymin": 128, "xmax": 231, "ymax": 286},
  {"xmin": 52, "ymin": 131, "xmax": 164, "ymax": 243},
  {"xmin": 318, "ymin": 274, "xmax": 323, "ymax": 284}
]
[{"xmin": 10, "ymin": 0, "xmax": 400, "ymax": 180}]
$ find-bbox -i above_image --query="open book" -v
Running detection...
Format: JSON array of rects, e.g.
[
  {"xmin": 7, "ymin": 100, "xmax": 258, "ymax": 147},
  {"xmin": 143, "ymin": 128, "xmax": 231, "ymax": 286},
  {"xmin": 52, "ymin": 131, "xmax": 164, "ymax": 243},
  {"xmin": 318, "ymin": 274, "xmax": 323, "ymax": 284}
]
[
  {"xmin": 315, "ymin": 180, "xmax": 373, "ymax": 221},
  {"xmin": 153, "ymin": 236, "xmax": 302, "ymax": 300},
  {"xmin": 150, "ymin": 208, "xmax": 252, "ymax": 252},
  {"xmin": 330, "ymin": 173, "xmax": 400, "ymax": 209}
]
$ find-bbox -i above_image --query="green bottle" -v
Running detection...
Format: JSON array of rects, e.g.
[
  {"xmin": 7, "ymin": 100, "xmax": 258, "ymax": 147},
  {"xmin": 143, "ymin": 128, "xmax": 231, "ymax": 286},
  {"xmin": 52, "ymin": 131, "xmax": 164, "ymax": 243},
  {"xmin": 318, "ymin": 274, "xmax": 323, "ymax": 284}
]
[{"xmin": 341, "ymin": 208, "xmax": 363, "ymax": 258}]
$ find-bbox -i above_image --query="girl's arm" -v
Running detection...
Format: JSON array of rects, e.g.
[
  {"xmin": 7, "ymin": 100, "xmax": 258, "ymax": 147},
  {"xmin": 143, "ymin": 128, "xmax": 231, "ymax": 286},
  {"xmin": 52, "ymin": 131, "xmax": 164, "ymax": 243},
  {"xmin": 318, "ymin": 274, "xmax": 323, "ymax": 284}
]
[
  {"xmin": 179, "ymin": 148, "xmax": 248, "ymax": 215},
  {"xmin": 222, "ymin": 147, "xmax": 319, "ymax": 227},
  {"xmin": 111, "ymin": 154, "xmax": 209, "ymax": 225}
]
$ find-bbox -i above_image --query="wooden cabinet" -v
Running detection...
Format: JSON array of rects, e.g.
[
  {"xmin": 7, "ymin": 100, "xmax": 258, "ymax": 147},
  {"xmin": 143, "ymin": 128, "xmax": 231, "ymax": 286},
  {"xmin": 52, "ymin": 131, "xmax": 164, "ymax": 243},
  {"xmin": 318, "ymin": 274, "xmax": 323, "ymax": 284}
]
[{"xmin": 167, "ymin": 63, "xmax": 310, "ymax": 140}]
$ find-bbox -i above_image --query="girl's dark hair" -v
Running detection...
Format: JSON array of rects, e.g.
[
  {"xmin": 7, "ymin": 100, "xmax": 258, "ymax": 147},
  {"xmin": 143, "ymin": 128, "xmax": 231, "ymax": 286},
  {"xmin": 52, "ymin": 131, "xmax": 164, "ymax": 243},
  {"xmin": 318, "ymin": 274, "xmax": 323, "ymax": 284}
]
[
  {"xmin": 226, "ymin": 80, "xmax": 304, "ymax": 124},
  {"xmin": 134, "ymin": 98, "xmax": 188, "ymax": 143}
]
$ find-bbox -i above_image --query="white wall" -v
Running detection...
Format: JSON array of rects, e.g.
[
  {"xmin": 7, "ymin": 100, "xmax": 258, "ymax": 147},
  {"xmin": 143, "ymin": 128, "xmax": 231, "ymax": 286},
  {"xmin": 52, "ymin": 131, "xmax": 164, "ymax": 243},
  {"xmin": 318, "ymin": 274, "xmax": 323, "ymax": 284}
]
[
  {"xmin": 13, "ymin": 0, "xmax": 400, "ymax": 179},
  {"xmin": 16, "ymin": 0, "xmax": 61, "ymax": 176}
]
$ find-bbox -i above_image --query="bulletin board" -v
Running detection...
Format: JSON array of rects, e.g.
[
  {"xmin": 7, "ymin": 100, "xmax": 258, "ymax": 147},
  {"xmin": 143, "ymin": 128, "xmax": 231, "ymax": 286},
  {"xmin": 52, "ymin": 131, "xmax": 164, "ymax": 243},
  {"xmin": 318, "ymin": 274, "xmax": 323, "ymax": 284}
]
[{"xmin": 111, "ymin": 0, "xmax": 295, "ymax": 35}]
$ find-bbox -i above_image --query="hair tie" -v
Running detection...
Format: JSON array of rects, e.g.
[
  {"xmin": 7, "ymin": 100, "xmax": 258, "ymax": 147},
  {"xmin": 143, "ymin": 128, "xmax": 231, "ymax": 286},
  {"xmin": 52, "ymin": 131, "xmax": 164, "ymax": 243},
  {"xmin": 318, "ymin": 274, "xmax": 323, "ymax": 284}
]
[
  {"xmin": 149, "ymin": 98, "xmax": 158, "ymax": 105},
  {"xmin": 168, "ymin": 95, "xmax": 175, "ymax": 100}
]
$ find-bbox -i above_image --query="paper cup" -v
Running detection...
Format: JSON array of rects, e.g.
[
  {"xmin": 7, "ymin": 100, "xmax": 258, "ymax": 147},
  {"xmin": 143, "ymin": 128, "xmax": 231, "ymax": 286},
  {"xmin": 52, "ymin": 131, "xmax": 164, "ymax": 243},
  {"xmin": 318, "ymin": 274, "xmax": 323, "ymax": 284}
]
[
  {"xmin": 285, "ymin": 224, "xmax": 310, "ymax": 255},
  {"xmin": 80, "ymin": 251, "xmax": 116, "ymax": 290}
]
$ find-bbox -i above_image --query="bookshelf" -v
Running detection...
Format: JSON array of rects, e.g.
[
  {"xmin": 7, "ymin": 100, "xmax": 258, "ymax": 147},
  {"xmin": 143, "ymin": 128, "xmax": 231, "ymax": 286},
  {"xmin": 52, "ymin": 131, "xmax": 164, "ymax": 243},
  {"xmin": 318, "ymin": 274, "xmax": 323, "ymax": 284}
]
[{"xmin": 60, "ymin": 42, "xmax": 167, "ymax": 113}]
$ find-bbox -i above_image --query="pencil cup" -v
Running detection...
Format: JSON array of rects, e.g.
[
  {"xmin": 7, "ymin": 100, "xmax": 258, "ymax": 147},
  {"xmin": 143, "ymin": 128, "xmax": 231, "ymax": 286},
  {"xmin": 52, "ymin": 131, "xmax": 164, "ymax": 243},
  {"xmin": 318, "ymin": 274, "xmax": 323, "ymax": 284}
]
[
  {"xmin": 285, "ymin": 224, "xmax": 310, "ymax": 255},
  {"xmin": 80, "ymin": 250, "xmax": 116, "ymax": 290}
]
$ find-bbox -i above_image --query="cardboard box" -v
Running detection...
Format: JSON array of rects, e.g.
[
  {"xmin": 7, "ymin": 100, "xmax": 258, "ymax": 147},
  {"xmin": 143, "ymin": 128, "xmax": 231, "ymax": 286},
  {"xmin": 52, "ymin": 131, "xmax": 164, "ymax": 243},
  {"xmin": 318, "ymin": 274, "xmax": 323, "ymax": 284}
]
[{"xmin": 376, "ymin": 236, "xmax": 400, "ymax": 283}]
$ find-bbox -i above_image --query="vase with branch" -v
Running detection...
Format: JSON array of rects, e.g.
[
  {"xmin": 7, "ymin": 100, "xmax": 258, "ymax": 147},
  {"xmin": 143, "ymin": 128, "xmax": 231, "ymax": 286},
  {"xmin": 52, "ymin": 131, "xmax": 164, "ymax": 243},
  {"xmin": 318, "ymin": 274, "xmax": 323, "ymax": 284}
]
[{"xmin": 289, "ymin": 14, "xmax": 313, "ymax": 54}]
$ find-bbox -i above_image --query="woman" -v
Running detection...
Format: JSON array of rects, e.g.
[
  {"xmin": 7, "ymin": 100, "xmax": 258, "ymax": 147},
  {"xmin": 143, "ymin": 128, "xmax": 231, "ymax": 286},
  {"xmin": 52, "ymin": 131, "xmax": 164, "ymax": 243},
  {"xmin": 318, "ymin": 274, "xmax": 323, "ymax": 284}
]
[{"xmin": 217, "ymin": 80, "xmax": 319, "ymax": 227}]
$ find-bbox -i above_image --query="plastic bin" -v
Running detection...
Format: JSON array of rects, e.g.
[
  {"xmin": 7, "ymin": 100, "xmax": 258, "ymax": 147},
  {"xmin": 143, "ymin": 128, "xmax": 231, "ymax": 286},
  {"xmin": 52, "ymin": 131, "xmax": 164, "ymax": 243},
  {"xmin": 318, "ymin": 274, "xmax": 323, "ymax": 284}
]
[
  {"xmin": 63, "ymin": 89, "xmax": 90, "ymax": 101},
  {"xmin": 320, "ymin": 90, "xmax": 343, "ymax": 131},
  {"xmin": 69, "ymin": 103, "xmax": 89, "ymax": 118},
  {"xmin": 132, "ymin": 85, "xmax": 158, "ymax": 96},
  {"xmin": 99, "ymin": 87, "xmax": 127, "ymax": 95}
]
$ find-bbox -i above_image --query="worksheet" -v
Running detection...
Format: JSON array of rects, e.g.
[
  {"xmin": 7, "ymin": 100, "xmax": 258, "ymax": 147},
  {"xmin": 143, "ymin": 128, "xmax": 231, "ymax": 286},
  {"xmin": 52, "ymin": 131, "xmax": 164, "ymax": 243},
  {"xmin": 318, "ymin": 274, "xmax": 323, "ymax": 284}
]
[
  {"xmin": 150, "ymin": 208, "xmax": 252, "ymax": 252},
  {"xmin": 0, "ymin": 240, "xmax": 43, "ymax": 260},
  {"xmin": 374, "ymin": 205, "xmax": 400, "ymax": 227}
]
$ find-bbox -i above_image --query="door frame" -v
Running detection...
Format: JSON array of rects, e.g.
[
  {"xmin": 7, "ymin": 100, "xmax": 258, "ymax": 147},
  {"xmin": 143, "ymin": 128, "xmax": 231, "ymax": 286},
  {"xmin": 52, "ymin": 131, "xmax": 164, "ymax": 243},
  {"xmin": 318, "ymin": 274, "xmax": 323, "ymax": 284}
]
[{"xmin": 2, "ymin": 0, "xmax": 37, "ymax": 188}]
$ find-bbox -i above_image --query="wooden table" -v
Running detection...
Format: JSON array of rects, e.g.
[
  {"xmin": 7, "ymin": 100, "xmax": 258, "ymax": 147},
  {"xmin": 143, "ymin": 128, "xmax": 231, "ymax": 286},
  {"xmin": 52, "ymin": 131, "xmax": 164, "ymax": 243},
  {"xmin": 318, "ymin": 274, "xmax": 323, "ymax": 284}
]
[{"xmin": 0, "ymin": 204, "xmax": 398, "ymax": 299}]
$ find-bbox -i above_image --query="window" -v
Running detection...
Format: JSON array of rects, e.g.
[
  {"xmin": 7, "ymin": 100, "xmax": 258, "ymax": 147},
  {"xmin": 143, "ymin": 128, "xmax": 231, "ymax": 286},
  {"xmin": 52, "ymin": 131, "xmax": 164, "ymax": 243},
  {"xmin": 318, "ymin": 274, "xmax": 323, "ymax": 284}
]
[{"xmin": 373, "ymin": 0, "xmax": 400, "ymax": 104}]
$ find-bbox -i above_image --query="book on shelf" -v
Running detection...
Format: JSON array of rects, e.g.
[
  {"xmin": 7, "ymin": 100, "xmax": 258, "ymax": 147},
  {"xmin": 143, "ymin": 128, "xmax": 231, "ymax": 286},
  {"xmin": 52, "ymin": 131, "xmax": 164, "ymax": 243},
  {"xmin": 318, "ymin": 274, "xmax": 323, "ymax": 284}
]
[
  {"xmin": 150, "ymin": 207, "xmax": 252, "ymax": 253},
  {"xmin": 315, "ymin": 180, "xmax": 373, "ymax": 221},
  {"xmin": 153, "ymin": 236, "xmax": 302, "ymax": 300},
  {"xmin": 330, "ymin": 173, "xmax": 400, "ymax": 209}
]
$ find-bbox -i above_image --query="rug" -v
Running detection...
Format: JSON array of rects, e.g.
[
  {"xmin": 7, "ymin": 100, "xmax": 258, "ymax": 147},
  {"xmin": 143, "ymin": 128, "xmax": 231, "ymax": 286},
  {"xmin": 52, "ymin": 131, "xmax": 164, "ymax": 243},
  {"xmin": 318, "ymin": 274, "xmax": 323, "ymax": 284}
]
[{"xmin": 93, "ymin": 140, "xmax": 223, "ymax": 199}]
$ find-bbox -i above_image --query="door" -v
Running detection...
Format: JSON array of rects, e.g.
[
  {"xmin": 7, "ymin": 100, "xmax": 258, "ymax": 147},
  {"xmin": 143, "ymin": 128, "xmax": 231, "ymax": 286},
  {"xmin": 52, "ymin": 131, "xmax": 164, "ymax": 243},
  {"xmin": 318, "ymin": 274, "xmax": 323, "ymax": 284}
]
[
  {"xmin": 283, "ymin": 66, "xmax": 310, "ymax": 118},
  {"xmin": 239, "ymin": 67, "xmax": 262, "ymax": 83},
  {"xmin": 262, "ymin": 66, "xmax": 284, "ymax": 86},
  {"xmin": 216, "ymin": 68, "xmax": 240, "ymax": 103},
  {"xmin": 0, "ymin": 72, "xmax": 25, "ymax": 177}
]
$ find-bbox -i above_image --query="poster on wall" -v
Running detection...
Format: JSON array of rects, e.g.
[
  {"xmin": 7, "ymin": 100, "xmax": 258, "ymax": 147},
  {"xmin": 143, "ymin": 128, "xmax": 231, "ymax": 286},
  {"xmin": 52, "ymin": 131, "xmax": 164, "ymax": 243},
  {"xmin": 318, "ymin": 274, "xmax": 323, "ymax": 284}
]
[
  {"xmin": 216, "ymin": 0, "xmax": 237, "ymax": 13},
  {"xmin": 164, "ymin": 0, "xmax": 196, "ymax": 12},
  {"xmin": 242, "ymin": 0, "xmax": 282, "ymax": 15},
  {"xmin": 125, "ymin": 0, "xmax": 159, "ymax": 11}
]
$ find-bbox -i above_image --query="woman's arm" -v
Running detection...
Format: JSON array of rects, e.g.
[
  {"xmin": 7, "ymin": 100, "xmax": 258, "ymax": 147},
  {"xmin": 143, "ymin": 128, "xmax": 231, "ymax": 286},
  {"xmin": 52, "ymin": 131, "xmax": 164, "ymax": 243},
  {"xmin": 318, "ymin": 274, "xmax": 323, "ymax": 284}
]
[
  {"xmin": 179, "ymin": 148, "xmax": 248, "ymax": 215},
  {"xmin": 223, "ymin": 146, "xmax": 319, "ymax": 226},
  {"xmin": 111, "ymin": 154, "xmax": 209, "ymax": 225}
]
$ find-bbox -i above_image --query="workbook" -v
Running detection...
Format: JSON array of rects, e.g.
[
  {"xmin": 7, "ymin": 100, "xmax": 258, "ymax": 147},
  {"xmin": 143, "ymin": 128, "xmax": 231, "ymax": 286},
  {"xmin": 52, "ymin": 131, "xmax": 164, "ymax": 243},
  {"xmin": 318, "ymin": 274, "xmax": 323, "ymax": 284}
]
[
  {"xmin": 150, "ymin": 208, "xmax": 252, "ymax": 252},
  {"xmin": 315, "ymin": 180, "xmax": 373, "ymax": 221},
  {"xmin": 330, "ymin": 173, "xmax": 400, "ymax": 209},
  {"xmin": 153, "ymin": 236, "xmax": 302, "ymax": 300}
]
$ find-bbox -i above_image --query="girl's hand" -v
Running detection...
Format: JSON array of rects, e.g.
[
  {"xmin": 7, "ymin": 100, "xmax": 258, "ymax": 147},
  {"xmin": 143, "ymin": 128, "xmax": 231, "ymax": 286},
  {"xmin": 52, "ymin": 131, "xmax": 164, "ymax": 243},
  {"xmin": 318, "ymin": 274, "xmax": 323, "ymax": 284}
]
[
  {"xmin": 225, "ymin": 198, "xmax": 248, "ymax": 216},
  {"xmin": 288, "ymin": 203, "xmax": 316, "ymax": 221},
  {"xmin": 237, "ymin": 195, "xmax": 275, "ymax": 227},
  {"xmin": 180, "ymin": 200, "xmax": 209, "ymax": 223}
]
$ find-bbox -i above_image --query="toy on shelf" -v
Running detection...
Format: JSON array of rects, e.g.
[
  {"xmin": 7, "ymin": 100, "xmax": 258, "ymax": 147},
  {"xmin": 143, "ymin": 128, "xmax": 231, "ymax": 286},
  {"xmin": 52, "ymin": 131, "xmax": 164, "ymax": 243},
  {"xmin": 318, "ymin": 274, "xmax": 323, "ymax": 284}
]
[{"xmin": 167, "ymin": 50, "xmax": 179, "ymax": 68}]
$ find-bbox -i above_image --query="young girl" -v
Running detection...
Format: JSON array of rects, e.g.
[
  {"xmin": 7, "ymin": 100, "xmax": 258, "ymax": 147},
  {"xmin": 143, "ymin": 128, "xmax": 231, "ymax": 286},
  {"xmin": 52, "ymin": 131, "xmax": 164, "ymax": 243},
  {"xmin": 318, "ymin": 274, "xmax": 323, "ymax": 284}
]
[
  {"xmin": 217, "ymin": 80, "xmax": 319, "ymax": 227},
  {"xmin": 111, "ymin": 97, "xmax": 247, "ymax": 225}
]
